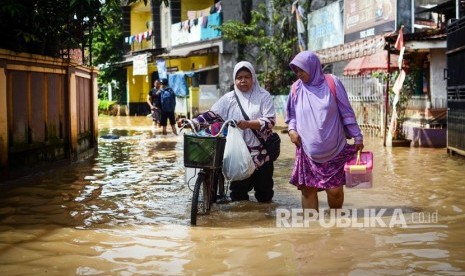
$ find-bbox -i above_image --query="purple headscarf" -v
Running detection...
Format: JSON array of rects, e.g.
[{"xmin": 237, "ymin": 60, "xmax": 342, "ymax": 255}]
[{"xmin": 289, "ymin": 51, "xmax": 326, "ymax": 87}]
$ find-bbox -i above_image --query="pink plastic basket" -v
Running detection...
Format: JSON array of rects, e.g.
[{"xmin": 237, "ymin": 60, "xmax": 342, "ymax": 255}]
[{"xmin": 344, "ymin": 151, "xmax": 374, "ymax": 188}]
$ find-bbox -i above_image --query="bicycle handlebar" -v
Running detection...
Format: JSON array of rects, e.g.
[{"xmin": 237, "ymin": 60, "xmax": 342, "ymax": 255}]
[
  {"xmin": 179, "ymin": 119, "xmax": 237, "ymax": 137},
  {"xmin": 179, "ymin": 119, "xmax": 199, "ymax": 135}
]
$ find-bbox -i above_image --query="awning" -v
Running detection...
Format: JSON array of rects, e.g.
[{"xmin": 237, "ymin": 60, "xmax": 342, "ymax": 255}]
[
  {"xmin": 343, "ymin": 51, "xmax": 401, "ymax": 75},
  {"xmin": 158, "ymin": 40, "xmax": 222, "ymax": 58},
  {"xmin": 415, "ymin": 0, "xmax": 458, "ymax": 15},
  {"xmin": 194, "ymin": 65, "xmax": 219, "ymax": 73}
]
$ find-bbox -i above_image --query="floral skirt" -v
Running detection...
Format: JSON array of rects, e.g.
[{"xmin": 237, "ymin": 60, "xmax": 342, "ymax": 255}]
[{"xmin": 289, "ymin": 143, "xmax": 357, "ymax": 190}]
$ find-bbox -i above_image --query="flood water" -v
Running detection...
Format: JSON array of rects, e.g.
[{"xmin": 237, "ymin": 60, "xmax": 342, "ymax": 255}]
[{"xmin": 1, "ymin": 115, "xmax": 465, "ymax": 275}]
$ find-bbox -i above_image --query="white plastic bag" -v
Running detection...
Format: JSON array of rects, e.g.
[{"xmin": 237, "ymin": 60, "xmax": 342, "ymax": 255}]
[{"xmin": 222, "ymin": 126, "xmax": 256, "ymax": 181}]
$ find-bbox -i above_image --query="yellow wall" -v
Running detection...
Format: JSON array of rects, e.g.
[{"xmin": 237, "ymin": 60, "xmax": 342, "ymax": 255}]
[
  {"xmin": 131, "ymin": 2, "xmax": 151, "ymax": 34},
  {"xmin": 127, "ymin": 67, "xmax": 149, "ymax": 103},
  {"xmin": 181, "ymin": 0, "xmax": 214, "ymax": 21},
  {"xmin": 128, "ymin": 2, "xmax": 153, "ymax": 104},
  {"xmin": 127, "ymin": 53, "xmax": 218, "ymax": 104},
  {"xmin": 126, "ymin": 1, "xmax": 219, "ymax": 104}
]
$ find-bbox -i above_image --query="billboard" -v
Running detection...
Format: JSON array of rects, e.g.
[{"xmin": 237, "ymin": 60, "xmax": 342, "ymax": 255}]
[
  {"xmin": 308, "ymin": 1, "xmax": 344, "ymax": 51},
  {"xmin": 344, "ymin": 0, "xmax": 397, "ymax": 43}
]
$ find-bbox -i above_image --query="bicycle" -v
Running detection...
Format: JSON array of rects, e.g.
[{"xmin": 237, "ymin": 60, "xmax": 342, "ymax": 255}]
[{"xmin": 180, "ymin": 119, "xmax": 237, "ymax": 226}]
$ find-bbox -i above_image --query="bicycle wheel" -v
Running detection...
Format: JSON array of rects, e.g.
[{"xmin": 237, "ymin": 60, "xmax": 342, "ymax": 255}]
[{"xmin": 191, "ymin": 172, "xmax": 212, "ymax": 225}]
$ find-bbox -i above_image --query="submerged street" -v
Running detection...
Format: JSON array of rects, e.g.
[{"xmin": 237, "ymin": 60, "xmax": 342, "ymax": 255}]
[{"xmin": 0, "ymin": 115, "xmax": 464, "ymax": 275}]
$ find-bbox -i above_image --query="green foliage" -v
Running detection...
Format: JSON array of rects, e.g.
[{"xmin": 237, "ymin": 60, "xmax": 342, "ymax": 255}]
[
  {"xmin": 98, "ymin": 99, "xmax": 117, "ymax": 114},
  {"xmin": 0, "ymin": 0, "xmax": 149, "ymax": 59},
  {"xmin": 220, "ymin": 0, "xmax": 303, "ymax": 95},
  {"xmin": 92, "ymin": 0, "xmax": 126, "ymax": 103},
  {"xmin": 0, "ymin": 0, "xmax": 165, "ymax": 105},
  {"xmin": 0, "ymin": 0, "xmax": 70, "ymax": 56},
  {"xmin": 92, "ymin": 0, "xmax": 167, "ymax": 103}
]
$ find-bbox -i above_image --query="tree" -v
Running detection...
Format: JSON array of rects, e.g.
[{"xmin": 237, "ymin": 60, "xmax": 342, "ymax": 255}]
[
  {"xmin": 0, "ymin": 0, "xmax": 71, "ymax": 56},
  {"xmin": 92, "ymin": 0, "xmax": 126, "ymax": 102},
  {"xmin": 0, "ymin": 0, "xmax": 167, "ymax": 103},
  {"xmin": 220, "ymin": 0, "xmax": 304, "ymax": 95}
]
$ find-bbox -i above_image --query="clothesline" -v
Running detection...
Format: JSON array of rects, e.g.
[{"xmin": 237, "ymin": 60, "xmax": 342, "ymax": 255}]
[
  {"xmin": 124, "ymin": 1, "xmax": 222, "ymax": 45},
  {"xmin": 125, "ymin": 30, "xmax": 153, "ymax": 45}
]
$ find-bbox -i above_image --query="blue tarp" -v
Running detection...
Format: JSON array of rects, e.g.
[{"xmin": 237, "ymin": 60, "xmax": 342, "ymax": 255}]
[{"xmin": 168, "ymin": 72, "xmax": 195, "ymax": 97}]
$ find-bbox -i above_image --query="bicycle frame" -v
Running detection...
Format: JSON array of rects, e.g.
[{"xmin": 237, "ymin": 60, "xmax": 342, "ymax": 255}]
[{"xmin": 181, "ymin": 119, "xmax": 236, "ymax": 226}]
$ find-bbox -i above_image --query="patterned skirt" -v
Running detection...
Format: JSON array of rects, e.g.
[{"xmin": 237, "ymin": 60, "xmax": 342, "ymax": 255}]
[{"xmin": 289, "ymin": 143, "xmax": 358, "ymax": 190}]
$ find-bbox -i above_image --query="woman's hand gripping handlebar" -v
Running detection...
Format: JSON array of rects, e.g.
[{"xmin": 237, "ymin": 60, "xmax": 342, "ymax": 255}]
[{"xmin": 177, "ymin": 118, "xmax": 237, "ymax": 137}]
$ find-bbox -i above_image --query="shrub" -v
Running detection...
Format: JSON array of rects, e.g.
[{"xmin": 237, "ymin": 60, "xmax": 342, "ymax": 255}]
[{"xmin": 98, "ymin": 99, "xmax": 116, "ymax": 115}]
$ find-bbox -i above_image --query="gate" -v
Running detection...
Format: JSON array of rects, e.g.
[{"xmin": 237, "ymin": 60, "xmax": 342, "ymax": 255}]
[
  {"xmin": 446, "ymin": 17, "xmax": 465, "ymax": 156},
  {"xmin": 340, "ymin": 75, "xmax": 386, "ymax": 137}
]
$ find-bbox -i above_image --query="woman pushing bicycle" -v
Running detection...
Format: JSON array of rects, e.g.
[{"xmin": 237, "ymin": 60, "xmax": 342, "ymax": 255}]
[{"xmin": 177, "ymin": 61, "xmax": 277, "ymax": 203}]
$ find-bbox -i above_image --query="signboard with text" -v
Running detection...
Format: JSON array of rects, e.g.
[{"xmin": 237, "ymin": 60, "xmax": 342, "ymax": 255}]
[
  {"xmin": 133, "ymin": 54, "xmax": 148, "ymax": 76},
  {"xmin": 308, "ymin": 1, "xmax": 344, "ymax": 51},
  {"xmin": 344, "ymin": 0, "xmax": 397, "ymax": 43}
]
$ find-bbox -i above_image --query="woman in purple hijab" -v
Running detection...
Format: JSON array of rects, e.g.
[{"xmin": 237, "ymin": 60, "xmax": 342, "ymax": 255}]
[{"xmin": 285, "ymin": 51, "xmax": 364, "ymax": 210}]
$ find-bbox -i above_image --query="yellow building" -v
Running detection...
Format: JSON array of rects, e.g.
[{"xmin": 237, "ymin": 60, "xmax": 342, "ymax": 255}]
[{"xmin": 121, "ymin": 0, "xmax": 222, "ymax": 118}]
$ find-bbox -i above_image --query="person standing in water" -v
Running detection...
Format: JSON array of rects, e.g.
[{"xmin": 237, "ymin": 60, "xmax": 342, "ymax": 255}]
[{"xmin": 286, "ymin": 51, "xmax": 364, "ymax": 210}]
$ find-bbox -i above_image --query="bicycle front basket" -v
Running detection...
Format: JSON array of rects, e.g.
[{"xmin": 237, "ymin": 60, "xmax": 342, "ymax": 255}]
[{"xmin": 183, "ymin": 134, "xmax": 226, "ymax": 169}]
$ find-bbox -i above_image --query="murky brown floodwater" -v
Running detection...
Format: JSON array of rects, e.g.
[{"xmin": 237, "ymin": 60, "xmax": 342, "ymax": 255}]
[{"xmin": 1, "ymin": 115, "xmax": 465, "ymax": 275}]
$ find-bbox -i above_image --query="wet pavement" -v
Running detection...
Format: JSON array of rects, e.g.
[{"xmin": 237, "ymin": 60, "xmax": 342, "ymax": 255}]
[{"xmin": 0, "ymin": 115, "xmax": 464, "ymax": 275}]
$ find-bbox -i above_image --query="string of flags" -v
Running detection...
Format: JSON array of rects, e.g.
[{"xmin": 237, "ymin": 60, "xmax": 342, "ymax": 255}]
[{"xmin": 125, "ymin": 30, "xmax": 153, "ymax": 45}]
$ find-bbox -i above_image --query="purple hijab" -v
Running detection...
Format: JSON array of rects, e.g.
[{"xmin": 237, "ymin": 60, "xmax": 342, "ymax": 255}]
[{"xmin": 286, "ymin": 51, "xmax": 346, "ymax": 163}]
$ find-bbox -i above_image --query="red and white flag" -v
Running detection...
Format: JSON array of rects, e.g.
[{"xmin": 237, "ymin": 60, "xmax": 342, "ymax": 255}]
[
  {"xmin": 394, "ymin": 26, "xmax": 404, "ymax": 50},
  {"xmin": 395, "ymin": 26, "xmax": 405, "ymax": 69}
]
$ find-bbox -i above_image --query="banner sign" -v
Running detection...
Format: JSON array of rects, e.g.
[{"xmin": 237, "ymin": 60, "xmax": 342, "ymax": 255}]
[
  {"xmin": 344, "ymin": 0, "xmax": 397, "ymax": 43},
  {"xmin": 133, "ymin": 54, "xmax": 148, "ymax": 76},
  {"xmin": 308, "ymin": 1, "xmax": 344, "ymax": 51}
]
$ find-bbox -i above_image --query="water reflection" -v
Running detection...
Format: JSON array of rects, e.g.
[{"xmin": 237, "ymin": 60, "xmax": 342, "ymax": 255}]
[{"xmin": 0, "ymin": 115, "xmax": 465, "ymax": 275}]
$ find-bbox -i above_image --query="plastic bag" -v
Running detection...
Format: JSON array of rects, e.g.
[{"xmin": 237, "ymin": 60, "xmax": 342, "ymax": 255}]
[{"xmin": 222, "ymin": 126, "xmax": 256, "ymax": 181}]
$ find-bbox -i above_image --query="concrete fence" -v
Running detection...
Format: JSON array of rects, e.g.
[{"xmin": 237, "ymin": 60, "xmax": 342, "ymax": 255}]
[{"xmin": 0, "ymin": 49, "xmax": 98, "ymax": 179}]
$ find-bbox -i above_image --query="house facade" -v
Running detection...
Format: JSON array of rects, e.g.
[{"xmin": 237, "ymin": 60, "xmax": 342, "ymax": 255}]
[
  {"xmin": 120, "ymin": 0, "xmax": 246, "ymax": 118},
  {"xmin": 119, "ymin": 0, "xmax": 461, "ymax": 149},
  {"xmin": 310, "ymin": 0, "xmax": 455, "ymax": 148}
]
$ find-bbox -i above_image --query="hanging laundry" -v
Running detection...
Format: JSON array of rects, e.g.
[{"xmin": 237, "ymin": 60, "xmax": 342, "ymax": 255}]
[
  {"xmin": 202, "ymin": 16, "xmax": 208, "ymax": 28},
  {"xmin": 187, "ymin": 10, "xmax": 196, "ymax": 20},
  {"xmin": 215, "ymin": 1, "xmax": 222, "ymax": 13},
  {"xmin": 156, "ymin": 59, "xmax": 168, "ymax": 80},
  {"xmin": 200, "ymin": 7, "xmax": 211, "ymax": 16}
]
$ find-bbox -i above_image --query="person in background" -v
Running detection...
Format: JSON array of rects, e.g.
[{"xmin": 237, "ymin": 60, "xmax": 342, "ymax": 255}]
[
  {"xmin": 159, "ymin": 78, "xmax": 177, "ymax": 135},
  {"xmin": 285, "ymin": 51, "xmax": 364, "ymax": 210},
  {"xmin": 147, "ymin": 80, "xmax": 161, "ymax": 130},
  {"xmin": 178, "ymin": 61, "xmax": 276, "ymax": 202}
]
